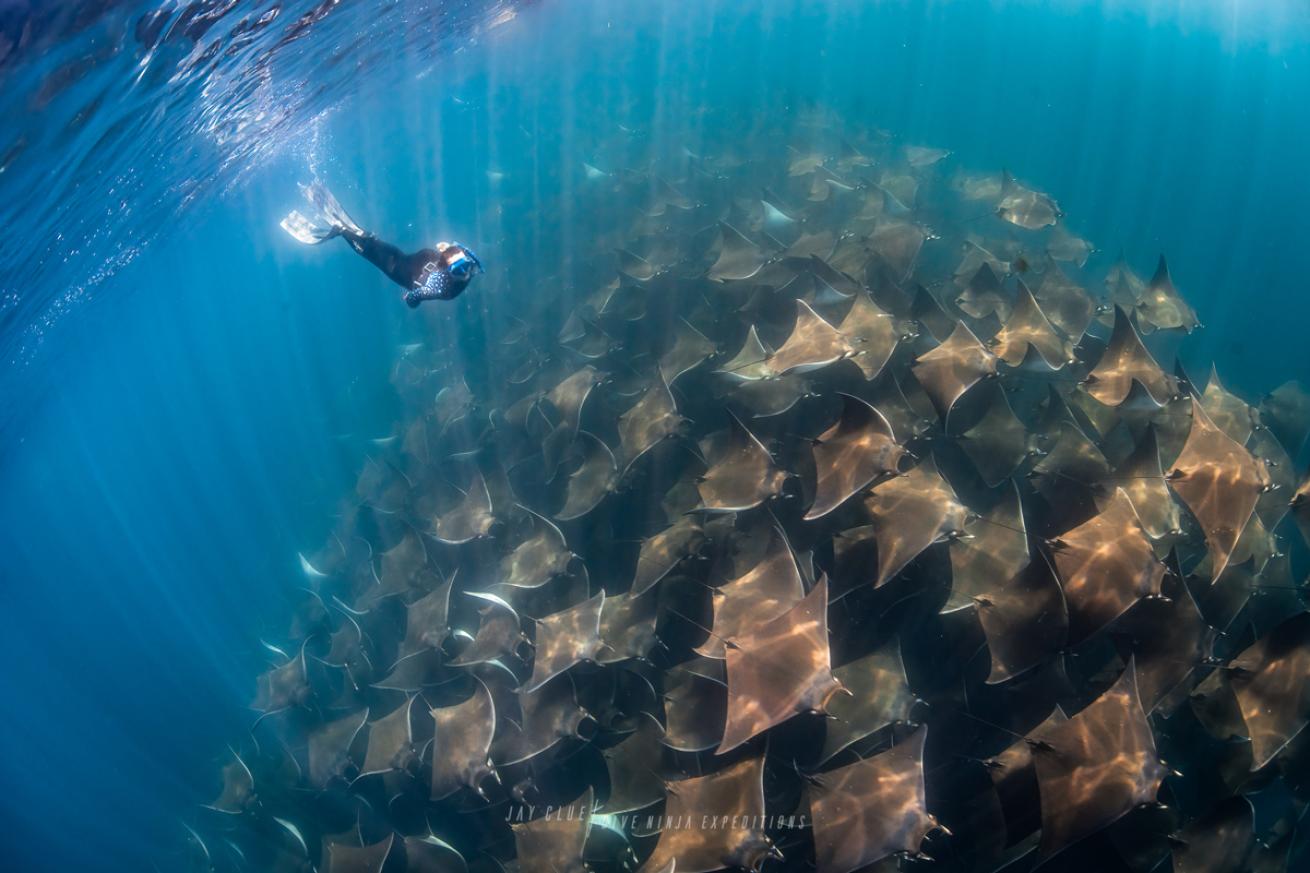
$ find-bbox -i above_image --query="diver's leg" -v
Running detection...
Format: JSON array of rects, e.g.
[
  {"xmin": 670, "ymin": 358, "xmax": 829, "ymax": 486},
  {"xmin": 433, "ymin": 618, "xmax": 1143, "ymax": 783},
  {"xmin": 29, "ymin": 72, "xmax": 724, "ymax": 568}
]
[{"xmin": 340, "ymin": 230, "xmax": 410, "ymax": 288}]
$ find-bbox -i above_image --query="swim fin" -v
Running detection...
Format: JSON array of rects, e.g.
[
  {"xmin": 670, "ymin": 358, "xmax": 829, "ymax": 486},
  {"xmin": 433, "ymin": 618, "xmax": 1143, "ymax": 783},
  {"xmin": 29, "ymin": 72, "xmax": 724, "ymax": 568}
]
[{"xmin": 280, "ymin": 181, "xmax": 365, "ymax": 245}]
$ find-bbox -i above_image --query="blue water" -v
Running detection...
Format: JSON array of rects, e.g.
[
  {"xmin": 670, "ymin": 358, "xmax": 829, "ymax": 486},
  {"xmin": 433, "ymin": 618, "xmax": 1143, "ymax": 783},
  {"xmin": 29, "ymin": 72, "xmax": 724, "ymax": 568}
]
[{"xmin": 2, "ymin": 0, "xmax": 1310, "ymax": 869}]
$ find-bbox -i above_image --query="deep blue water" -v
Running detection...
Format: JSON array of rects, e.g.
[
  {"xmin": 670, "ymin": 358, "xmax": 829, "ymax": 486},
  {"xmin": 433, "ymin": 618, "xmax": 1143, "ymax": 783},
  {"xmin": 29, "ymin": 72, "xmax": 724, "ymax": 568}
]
[{"xmin": 2, "ymin": 1, "xmax": 1310, "ymax": 869}]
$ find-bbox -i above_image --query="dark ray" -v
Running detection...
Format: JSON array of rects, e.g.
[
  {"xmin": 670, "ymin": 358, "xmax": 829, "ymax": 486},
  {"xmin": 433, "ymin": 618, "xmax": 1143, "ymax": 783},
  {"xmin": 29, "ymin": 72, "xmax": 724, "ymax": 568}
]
[
  {"xmin": 905, "ymin": 144, "xmax": 950, "ymax": 168},
  {"xmin": 1029, "ymin": 663, "xmax": 1166, "ymax": 859},
  {"xmin": 957, "ymin": 381, "xmax": 1035, "ymax": 487},
  {"xmin": 696, "ymin": 523, "xmax": 806, "ymax": 659},
  {"xmin": 911, "ymin": 321, "xmax": 997, "ymax": 420},
  {"xmin": 618, "ymin": 373, "xmax": 685, "ymax": 472},
  {"xmin": 806, "ymin": 393, "xmax": 904, "ymax": 520},
  {"xmin": 1171, "ymin": 796, "xmax": 1254, "ymax": 873},
  {"xmin": 696, "ymin": 414, "xmax": 787, "ymax": 512},
  {"xmin": 660, "ymin": 319, "xmax": 717, "ymax": 385},
  {"xmin": 207, "ymin": 749, "xmax": 255, "ymax": 814},
  {"xmin": 639, "ymin": 756, "xmax": 776, "ymax": 873},
  {"xmin": 556, "ymin": 431, "xmax": 618, "ymax": 521},
  {"xmin": 727, "ymin": 374, "xmax": 812, "ymax": 419},
  {"xmin": 1034, "ymin": 259, "xmax": 1093, "ymax": 340},
  {"xmin": 360, "ymin": 696, "xmax": 419, "ymax": 778},
  {"xmin": 493, "ymin": 674, "xmax": 593, "ymax": 766},
  {"xmin": 1084, "ymin": 307, "xmax": 1176, "ymax": 407},
  {"xmin": 1167, "ymin": 399, "xmax": 1271, "ymax": 580},
  {"xmin": 868, "ymin": 219, "xmax": 926, "ymax": 282},
  {"xmin": 618, "ymin": 249, "xmax": 657, "ymax": 281},
  {"xmin": 401, "ymin": 574, "xmax": 455, "ymax": 655},
  {"xmin": 1260, "ymin": 380, "xmax": 1310, "ymax": 455},
  {"xmin": 1114, "ymin": 571, "xmax": 1213, "ymax": 714},
  {"xmin": 708, "ymin": 222, "xmax": 768, "ymax": 281},
  {"xmin": 956, "ymin": 262, "xmax": 1011, "ymax": 322},
  {"xmin": 1050, "ymin": 487, "xmax": 1165, "ymax": 643},
  {"xmin": 1047, "ymin": 226, "xmax": 1092, "ymax": 268},
  {"xmin": 431, "ymin": 678, "xmax": 497, "ymax": 800},
  {"xmin": 663, "ymin": 656, "xmax": 729, "ymax": 752},
  {"xmin": 717, "ymin": 325, "xmax": 773, "ymax": 382},
  {"xmin": 598, "ymin": 713, "xmax": 666, "ymax": 813},
  {"xmin": 524, "ymin": 591, "xmax": 605, "ymax": 691},
  {"xmin": 633, "ymin": 517, "xmax": 705, "ymax": 596},
  {"xmin": 1228, "ymin": 611, "xmax": 1310, "ymax": 770},
  {"xmin": 718, "ymin": 576, "xmax": 839, "ymax": 753},
  {"xmin": 819, "ymin": 638, "xmax": 917, "ymax": 764},
  {"xmin": 810, "ymin": 726, "xmax": 935, "ymax": 873},
  {"xmin": 309, "ymin": 709, "xmax": 368, "ymax": 789},
  {"xmin": 542, "ymin": 366, "xmax": 607, "ymax": 471},
  {"xmin": 1248, "ymin": 426, "xmax": 1295, "ymax": 529},
  {"xmin": 513, "ymin": 787, "xmax": 593, "ymax": 873},
  {"xmin": 432, "ymin": 471, "xmax": 496, "ymax": 545},
  {"xmin": 863, "ymin": 456, "xmax": 968, "ymax": 587}
]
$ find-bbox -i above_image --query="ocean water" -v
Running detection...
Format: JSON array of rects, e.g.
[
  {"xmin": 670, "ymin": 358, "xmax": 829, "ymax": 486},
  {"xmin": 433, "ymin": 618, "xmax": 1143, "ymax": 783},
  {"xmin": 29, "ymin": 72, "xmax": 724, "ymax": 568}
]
[{"xmin": 2, "ymin": 1, "xmax": 1310, "ymax": 871}]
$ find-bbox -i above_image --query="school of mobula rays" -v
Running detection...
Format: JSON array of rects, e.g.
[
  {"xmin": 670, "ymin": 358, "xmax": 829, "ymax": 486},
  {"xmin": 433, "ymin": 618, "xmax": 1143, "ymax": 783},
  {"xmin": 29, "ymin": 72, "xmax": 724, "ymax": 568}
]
[{"xmin": 179, "ymin": 109, "xmax": 1310, "ymax": 873}]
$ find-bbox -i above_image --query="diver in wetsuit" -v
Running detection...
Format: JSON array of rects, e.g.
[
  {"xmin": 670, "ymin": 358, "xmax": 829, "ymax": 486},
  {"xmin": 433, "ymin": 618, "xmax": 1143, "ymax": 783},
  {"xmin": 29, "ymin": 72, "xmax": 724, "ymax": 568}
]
[{"xmin": 281, "ymin": 182, "xmax": 483, "ymax": 307}]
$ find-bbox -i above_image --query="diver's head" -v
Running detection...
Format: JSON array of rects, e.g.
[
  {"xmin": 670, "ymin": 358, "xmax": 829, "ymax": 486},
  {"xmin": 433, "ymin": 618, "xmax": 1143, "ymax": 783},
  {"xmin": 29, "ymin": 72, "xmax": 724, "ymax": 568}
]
[{"xmin": 437, "ymin": 241, "xmax": 484, "ymax": 284}]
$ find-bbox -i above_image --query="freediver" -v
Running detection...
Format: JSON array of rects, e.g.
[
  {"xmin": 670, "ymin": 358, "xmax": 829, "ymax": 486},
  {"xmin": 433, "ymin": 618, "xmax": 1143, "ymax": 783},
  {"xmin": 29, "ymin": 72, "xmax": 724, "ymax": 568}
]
[{"xmin": 281, "ymin": 182, "xmax": 483, "ymax": 307}]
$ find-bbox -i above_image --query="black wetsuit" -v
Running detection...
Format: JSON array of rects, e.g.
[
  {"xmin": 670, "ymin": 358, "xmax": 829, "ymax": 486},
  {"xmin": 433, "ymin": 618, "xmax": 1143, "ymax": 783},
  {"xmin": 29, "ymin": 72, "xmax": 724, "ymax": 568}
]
[{"xmin": 341, "ymin": 230, "xmax": 471, "ymax": 307}]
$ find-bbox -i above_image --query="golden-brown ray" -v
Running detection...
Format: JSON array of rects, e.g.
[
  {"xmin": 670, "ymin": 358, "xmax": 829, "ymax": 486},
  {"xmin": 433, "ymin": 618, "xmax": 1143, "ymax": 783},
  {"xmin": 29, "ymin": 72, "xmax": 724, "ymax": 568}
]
[
  {"xmin": 696, "ymin": 415, "xmax": 787, "ymax": 512},
  {"xmin": 432, "ymin": 471, "xmax": 496, "ymax": 545},
  {"xmin": 836, "ymin": 291, "xmax": 899, "ymax": 380},
  {"xmin": 727, "ymin": 374, "xmax": 811, "ymax": 418},
  {"xmin": 820, "ymin": 639, "xmax": 917, "ymax": 763},
  {"xmin": 323, "ymin": 834, "xmax": 395, "ymax": 873},
  {"xmin": 431, "ymin": 678, "xmax": 497, "ymax": 800},
  {"xmin": 598, "ymin": 713, "xmax": 666, "ymax": 813},
  {"xmin": 660, "ymin": 319, "xmax": 717, "ymax": 385},
  {"xmin": 997, "ymin": 172, "xmax": 1059, "ymax": 230},
  {"xmin": 208, "ymin": 749, "xmax": 255, "ymax": 814},
  {"xmin": 618, "ymin": 373, "xmax": 685, "ymax": 472},
  {"xmin": 1034, "ymin": 260, "xmax": 1093, "ymax": 340},
  {"xmin": 308, "ymin": 709, "xmax": 368, "ymax": 789},
  {"xmin": 513, "ymin": 786, "xmax": 593, "ymax": 873},
  {"xmin": 1227, "ymin": 611, "xmax": 1310, "ymax": 770},
  {"xmin": 524, "ymin": 591, "xmax": 605, "ymax": 691},
  {"xmin": 1200, "ymin": 366, "xmax": 1257, "ymax": 446},
  {"xmin": 1050, "ymin": 488, "xmax": 1164, "ymax": 642},
  {"xmin": 1293, "ymin": 476, "xmax": 1310, "ymax": 550},
  {"xmin": 1112, "ymin": 426, "xmax": 1182, "ymax": 543},
  {"xmin": 597, "ymin": 588, "xmax": 659, "ymax": 664},
  {"xmin": 1248, "ymin": 426, "xmax": 1295, "ymax": 529},
  {"xmin": 905, "ymin": 144, "xmax": 950, "ymax": 168},
  {"xmin": 806, "ymin": 393, "xmax": 904, "ymax": 520},
  {"xmin": 1029, "ymin": 663, "xmax": 1165, "ymax": 858},
  {"xmin": 401, "ymin": 574, "xmax": 456, "ymax": 655},
  {"xmin": 718, "ymin": 576, "xmax": 839, "ymax": 753},
  {"xmin": 810, "ymin": 726, "xmax": 935, "ymax": 873},
  {"xmin": 638, "ymin": 756, "xmax": 776, "ymax": 873},
  {"xmin": 1136, "ymin": 255, "xmax": 1198, "ymax": 334},
  {"xmin": 992, "ymin": 280, "xmax": 1074, "ymax": 368},
  {"xmin": 764, "ymin": 299, "xmax": 855, "ymax": 377},
  {"xmin": 863, "ymin": 456, "xmax": 968, "ymax": 587},
  {"xmin": 1167, "ymin": 399, "xmax": 1271, "ymax": 580},
  {"xmin": 911, "ymin": 321, "xmax": 997, "ymax": 420},
  {"xmin": 1084, "ymin": 307, "xmax": 1176, "ymax": 406},
  {"xmin": 360, "ymin": 696, "xmax": 418, "ymax": 777},
  {"xmin": 696, "ymin": 524, "xmax": 806, "ymax": 659},
  {"xmin": 556, "ymin": 431, "xmax": 618, "ymax": 521},
  {"xmin": 708, "ymin": 222, "xmax": 768, "ymax": 281},
  {"xmin": 716, "ymin": 325, "xmax": 773, "ymax": 381},
  {"xmin": 956, "ymin": 262, "xmax": 1011, "ymax": 322},
  {"xmin": 1047, "ymin": 226, "xmax": 1092, "ymax": 267},
  {"xmin": 958, "ymin": 382, "xmax": 1035, "ymax": 487},
  {"xmin": 500, "ymin": 508, "xmax": 573, "ymax": 590},
  {"xmin": 450, "ymin": 592, "xmax": 529, "ymax": 667},
  {"xmin": 619, "ymin": 248, "xmax": 657, "ymax": 281}
]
